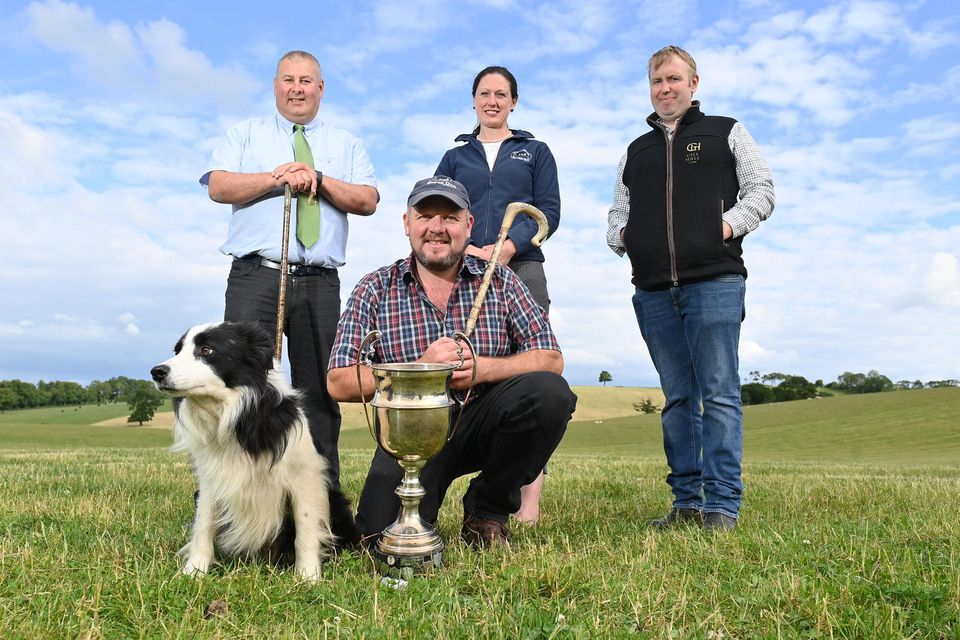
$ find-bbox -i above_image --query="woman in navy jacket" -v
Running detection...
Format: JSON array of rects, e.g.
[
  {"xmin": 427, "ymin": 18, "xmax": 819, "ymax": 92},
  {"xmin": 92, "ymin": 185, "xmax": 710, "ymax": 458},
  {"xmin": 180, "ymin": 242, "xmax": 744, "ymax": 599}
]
[{"xmin": 435, "ymin": 66, "xmax": 561, "ymax": 523}]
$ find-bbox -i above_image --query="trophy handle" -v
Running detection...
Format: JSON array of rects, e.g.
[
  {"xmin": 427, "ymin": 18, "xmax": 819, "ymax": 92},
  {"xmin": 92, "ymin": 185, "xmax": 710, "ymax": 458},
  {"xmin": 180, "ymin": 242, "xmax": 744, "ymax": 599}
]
[
  {"xmin": 449, "ymin": 331, "xmax": 478, "ymax": 440},
  {"xmin": 357, "ymin": 330, "xmax": 382, "ymax": 440}
]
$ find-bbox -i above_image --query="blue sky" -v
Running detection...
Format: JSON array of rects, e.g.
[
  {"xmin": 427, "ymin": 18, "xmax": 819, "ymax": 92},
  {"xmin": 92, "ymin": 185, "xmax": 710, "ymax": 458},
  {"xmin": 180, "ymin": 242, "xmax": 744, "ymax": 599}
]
[{"xmin": 1, "ymin": 0, "xmax": 958, "ymax": 387}]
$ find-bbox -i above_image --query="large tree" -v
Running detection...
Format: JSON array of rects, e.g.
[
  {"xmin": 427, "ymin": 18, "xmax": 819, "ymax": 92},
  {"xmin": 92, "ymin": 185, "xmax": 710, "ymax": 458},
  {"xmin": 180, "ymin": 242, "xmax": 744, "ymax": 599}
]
[
  {"xmin": 741, "ymin": 382, "xmax": 775, "ymax": 405},
  {"xmin": 126, "ymin": 382, "xmax": 165, "ymax": 426},
  {"xmin": 598, "ymin": 370, "xmax": 613, "ymax": 386},
  {"xmin": 773, "ymin": 375, "xmax": 818, "ymax": 402},
  {"xmin": 834, "ymin": 370, "xmax": 894, "ymax": 394}
]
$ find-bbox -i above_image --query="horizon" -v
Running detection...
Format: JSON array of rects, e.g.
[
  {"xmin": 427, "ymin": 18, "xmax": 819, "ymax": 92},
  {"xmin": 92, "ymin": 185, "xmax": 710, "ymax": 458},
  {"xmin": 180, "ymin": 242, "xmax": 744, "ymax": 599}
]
[{"xmin": 1, "ymin": 0, "xmax": 958, "ymax": 387}]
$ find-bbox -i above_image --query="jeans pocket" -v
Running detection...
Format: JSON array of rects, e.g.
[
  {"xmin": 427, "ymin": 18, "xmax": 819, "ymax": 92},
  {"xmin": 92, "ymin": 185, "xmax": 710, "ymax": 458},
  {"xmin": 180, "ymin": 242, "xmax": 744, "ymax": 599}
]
[{"xmin": 712, "ymin": 274, "xmax": 743, "ymax": 284}]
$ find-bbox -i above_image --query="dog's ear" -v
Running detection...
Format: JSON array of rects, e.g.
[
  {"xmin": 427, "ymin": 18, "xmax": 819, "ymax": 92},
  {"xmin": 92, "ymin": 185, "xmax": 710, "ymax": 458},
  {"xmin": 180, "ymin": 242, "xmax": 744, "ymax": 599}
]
[
  {"xmin": 235, "ymin": 384, "xmax": 298, "ymax": 463},
  {"xmin": 235, "ymin": 321, "xmax": 275, "ymax": 371}
]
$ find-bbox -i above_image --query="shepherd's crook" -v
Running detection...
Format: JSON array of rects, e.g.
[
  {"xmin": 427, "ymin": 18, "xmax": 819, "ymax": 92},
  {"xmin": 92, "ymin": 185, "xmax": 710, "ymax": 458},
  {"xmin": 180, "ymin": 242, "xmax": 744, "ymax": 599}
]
[
  {"xmin": 461, "ymin": 202, "xmax": 549, "ymax": 338},
  {"xmin": 274, "ymin": 184, "xmax": 293, "ymax": 361}
]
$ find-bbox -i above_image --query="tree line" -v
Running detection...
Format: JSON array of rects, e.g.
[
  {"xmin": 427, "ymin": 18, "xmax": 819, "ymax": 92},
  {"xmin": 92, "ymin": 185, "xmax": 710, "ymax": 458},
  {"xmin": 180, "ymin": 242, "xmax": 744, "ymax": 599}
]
[
  {"xmin": 742, "ymin": 370, "xmax": 958, "ymax": 406},
  {"xmin": 0, "ymin": 377, "xmax": 156, "ymax": 412}
]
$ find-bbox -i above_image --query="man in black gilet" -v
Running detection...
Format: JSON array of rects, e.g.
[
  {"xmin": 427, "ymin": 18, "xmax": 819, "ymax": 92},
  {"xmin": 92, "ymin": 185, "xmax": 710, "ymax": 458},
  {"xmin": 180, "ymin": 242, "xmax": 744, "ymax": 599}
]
[{"xmin": 606, "ymin": 45, "xmax": 775, "ymax": 531}]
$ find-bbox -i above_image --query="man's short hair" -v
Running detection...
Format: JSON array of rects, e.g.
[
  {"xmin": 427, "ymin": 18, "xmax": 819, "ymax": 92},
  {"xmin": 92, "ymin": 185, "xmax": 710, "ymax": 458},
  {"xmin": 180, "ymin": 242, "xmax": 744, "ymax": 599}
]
[
  {"xmin": 648, "ymin": 45, "xmax": 697, "ymax": 79},
  {"xmin": 276, "ymin": 50, "xmax": 322, "ymax": 79}
]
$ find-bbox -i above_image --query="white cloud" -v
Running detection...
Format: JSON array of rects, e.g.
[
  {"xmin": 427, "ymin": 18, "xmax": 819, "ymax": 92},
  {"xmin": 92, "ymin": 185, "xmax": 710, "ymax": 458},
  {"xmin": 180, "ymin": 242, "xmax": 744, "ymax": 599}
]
[
  {"xmin": 27, "ymin": 0, "xmax": 143, "ymax": 84},
  {"xmin": 924, "ymin": 252, "xmax": 960, "ymax": 308},
  {"xmin": 0, "ymin": 110, "xmax": 76, "ymax": 189},
  {"xmin": 529, "ymin": 1, "xmax": 614, "ymax": 54},
  {"xmin": 26, "ymin": 0, "xmax": 258, "ymax": 109},
  {"xmin": 630, "ymin": 0, "xmax": 699, "ymax": 36}
]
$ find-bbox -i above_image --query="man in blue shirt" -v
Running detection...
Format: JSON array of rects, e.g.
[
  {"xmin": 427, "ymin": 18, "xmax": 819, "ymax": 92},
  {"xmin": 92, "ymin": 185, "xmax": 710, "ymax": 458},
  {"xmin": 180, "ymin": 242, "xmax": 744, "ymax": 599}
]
[{"xmin": 200, "ymin": 50, "xmax": 379, "ymax": 486}]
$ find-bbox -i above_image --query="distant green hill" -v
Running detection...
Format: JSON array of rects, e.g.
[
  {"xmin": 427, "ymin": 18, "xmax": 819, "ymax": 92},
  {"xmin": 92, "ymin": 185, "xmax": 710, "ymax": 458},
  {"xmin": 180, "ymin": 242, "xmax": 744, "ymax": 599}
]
[
  {"xmin": 1, "ymin": 388, "xmax": 957, "ymax": 467},
  {"xmin": 557, "ymin": 387, "xmax": 960, "ymax": 466}
]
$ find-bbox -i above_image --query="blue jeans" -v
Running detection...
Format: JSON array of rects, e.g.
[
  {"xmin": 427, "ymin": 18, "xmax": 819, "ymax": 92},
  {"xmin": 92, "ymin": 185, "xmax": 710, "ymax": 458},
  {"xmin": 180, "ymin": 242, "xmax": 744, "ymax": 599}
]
[{"xmin": 632, "ymin": 275, "xmax": 745, "ymax": 518}]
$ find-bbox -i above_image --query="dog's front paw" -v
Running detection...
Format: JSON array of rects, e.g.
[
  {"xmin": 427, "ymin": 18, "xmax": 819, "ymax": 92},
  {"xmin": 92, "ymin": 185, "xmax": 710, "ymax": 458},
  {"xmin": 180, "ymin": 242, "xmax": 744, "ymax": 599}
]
[
  {"xmin": 182, "ymin": 556, "xmax": 211, "ymax": 578},
  {"xmin": 295, "ymin": 560, "xmax": 321, "ymax": 583}
]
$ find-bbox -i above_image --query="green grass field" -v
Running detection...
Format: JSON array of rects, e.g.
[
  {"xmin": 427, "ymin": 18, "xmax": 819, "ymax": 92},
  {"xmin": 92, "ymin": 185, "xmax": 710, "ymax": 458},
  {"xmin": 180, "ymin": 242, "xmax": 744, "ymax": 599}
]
[{"xmin": 1, "ymin": 388, "xmax": 958, "ymax": 638}]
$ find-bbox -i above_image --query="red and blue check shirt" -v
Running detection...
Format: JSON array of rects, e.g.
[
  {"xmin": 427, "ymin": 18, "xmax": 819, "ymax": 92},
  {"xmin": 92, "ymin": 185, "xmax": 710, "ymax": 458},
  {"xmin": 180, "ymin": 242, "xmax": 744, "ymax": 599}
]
[{"xmin": 329, "ymin": 254, "xmax": 560, "ymax": 376}]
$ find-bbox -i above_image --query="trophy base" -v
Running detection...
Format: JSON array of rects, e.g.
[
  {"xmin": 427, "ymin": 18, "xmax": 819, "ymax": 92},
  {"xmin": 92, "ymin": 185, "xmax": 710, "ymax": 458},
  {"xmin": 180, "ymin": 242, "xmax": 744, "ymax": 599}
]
[
  {"xmin": 374, "ymin": 546, "xmax": 444, "ymax": 579},
  {"xmin": 374, "ymin": 524, "xmax": 445, "ymax": 578}
]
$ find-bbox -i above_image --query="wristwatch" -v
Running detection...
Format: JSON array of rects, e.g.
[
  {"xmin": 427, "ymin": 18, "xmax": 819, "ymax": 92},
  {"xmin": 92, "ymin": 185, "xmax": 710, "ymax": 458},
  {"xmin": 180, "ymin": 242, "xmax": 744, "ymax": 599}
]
[{"xmin": 315, "ymin": 170, "xmax": 324, "ymax": 186}]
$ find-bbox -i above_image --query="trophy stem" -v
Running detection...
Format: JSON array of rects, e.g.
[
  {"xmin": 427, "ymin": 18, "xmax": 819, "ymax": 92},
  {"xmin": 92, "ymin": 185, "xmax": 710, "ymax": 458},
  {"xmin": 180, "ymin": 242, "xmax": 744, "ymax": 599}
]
[
  {"xmin": 396, "ymin": 458, "xmax": 427, "ymax": 518},
  {"xmin": 375, "ymin": 458, "xmax": 445, "ymax": 577}
]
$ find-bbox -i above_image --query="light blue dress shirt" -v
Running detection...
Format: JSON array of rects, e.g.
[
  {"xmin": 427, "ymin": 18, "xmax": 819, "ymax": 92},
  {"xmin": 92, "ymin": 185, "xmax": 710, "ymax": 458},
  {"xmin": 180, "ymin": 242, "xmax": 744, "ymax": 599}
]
[{"xmin": 201, "ymin": 112, "xmax": 378, "ymax": 268}]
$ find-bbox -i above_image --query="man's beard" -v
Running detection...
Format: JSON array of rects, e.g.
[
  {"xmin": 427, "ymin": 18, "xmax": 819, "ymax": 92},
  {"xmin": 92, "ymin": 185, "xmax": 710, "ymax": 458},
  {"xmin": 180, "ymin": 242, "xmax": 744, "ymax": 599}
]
[{"xmin": 413, "ymin": 237, "xmax": 465, "ymax": 272}]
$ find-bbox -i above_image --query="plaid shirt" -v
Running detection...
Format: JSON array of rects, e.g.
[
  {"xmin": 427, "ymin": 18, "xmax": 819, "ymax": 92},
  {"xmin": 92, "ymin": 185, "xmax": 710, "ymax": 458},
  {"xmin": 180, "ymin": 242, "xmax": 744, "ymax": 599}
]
[
  {"xmin": 329, "ymin": 254, "xmax": 560, "ymax": 374},
  {"xmin": 607, "ymin": 104, "xmax": 774, "ymax": 255}
]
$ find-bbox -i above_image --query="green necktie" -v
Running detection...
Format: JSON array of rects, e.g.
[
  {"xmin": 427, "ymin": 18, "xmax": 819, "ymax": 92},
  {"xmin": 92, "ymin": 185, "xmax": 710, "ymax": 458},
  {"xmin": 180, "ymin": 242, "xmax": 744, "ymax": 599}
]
[{"xmin": 293, "ymin": 124, "xmax": 320, "ymax": 247}]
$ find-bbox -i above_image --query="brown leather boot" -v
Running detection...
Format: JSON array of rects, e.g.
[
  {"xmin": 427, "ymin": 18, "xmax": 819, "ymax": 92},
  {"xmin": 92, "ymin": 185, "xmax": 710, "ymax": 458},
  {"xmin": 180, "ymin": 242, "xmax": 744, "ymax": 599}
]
[{"xmin": 460, "ymin": 513, "xmax": 512, "ymax": 548}]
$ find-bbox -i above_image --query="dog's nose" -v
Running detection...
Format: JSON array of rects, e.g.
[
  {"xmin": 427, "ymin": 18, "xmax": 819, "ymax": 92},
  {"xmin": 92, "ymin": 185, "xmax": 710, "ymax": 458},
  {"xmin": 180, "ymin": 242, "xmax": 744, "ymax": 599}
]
[{"xmin": 150, "ymin": 365, "xmax": 170, "ymax": 382}]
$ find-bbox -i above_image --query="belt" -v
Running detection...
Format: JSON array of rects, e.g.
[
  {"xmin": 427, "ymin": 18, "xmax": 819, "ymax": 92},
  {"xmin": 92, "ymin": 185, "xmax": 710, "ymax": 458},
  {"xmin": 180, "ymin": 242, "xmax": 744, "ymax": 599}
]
[{"xmin": 238, "ymin": 254, "xmax": 336, "ymax": 276}]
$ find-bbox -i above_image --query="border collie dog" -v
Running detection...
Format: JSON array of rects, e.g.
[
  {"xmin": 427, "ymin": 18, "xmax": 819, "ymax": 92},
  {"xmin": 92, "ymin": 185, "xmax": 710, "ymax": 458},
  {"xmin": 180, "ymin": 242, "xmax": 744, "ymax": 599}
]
[{"xmin": 151, "ymin": 321, "xmax": 358, "ymax": 582}]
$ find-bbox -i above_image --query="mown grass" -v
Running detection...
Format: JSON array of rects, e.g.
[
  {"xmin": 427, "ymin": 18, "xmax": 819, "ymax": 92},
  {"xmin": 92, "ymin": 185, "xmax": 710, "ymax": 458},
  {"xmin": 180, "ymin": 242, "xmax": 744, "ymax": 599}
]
[
  {"xmin": 1, "ymin": 451, "xmax": 957, "ymax": 639},
  {"xmin": 1, "ymin": 388, "xmax": 958, "ymax": 638},
  {"xmin": 0, "ymin": 401, "xmax": 173, "ymax": 427}
]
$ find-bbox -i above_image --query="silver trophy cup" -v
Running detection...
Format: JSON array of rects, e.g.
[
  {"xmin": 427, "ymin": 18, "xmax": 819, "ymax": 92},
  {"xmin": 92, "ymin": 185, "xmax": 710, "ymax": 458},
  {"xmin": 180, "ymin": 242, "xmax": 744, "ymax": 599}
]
[{"xmin": 357, "ymin": 331, "xmax": 475, "ymax": 577}]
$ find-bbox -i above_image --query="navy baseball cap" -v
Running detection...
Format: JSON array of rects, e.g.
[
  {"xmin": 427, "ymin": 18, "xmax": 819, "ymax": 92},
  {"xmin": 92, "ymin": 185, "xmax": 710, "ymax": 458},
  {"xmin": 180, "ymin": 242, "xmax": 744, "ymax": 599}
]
[{"xmin": 407, "ymin": 176, "xmax": 471, "ymax": 210}]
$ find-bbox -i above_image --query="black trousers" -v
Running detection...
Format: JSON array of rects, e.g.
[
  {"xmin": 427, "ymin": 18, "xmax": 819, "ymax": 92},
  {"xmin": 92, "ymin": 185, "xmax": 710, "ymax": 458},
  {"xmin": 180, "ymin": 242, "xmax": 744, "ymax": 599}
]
[
  {"xmin": 355, "ymin": 371, "xmax": 576, "ymax": 537},
  {"xmin": 223, "ymin": 257, "xmax": 343, "ymax": 487}
]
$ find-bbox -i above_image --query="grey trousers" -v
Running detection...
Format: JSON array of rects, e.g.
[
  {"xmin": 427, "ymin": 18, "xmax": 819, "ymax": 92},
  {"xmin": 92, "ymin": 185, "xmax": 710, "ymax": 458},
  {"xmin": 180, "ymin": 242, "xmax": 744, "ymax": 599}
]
[{"xmin": 508, "ymin": 259, "xmax": 550, "ymax": 314}]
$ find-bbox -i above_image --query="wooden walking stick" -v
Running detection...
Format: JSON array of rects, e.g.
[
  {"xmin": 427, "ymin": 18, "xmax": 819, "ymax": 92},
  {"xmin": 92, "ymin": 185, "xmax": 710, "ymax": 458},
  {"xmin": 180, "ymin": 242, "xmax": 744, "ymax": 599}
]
[
  {"xmin": 274, "ymin": 184, "xmax": 293, "ymax": 361},
  {"xmin": 460, "ymin": 202, "xmax": 550, "ymax": 338},
  {"xmin": 447, "ymin": 202, "xmax": 550, "ymax": 414}
]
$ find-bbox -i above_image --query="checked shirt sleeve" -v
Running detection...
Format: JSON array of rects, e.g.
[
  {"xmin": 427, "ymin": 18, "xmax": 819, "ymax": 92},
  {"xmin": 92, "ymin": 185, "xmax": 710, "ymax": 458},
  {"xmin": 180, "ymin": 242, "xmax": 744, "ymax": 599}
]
[
  {"xmin": 725, "ymin": 122, "xmax": 775, "ymax": 238},
  {"xmin": 606, "ymin": 152, "xmax": 629, "ymax": 257},
  {"xmin": 328, "ymin": 274, "xmax": 381, "ymax": 370}
]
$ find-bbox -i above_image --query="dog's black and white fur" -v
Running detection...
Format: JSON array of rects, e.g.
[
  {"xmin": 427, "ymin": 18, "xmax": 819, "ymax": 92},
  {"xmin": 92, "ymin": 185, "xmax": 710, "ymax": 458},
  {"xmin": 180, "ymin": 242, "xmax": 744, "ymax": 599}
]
[{"xmin": 151, "ymin": 321, "xmax": 358, "ymax": 582}]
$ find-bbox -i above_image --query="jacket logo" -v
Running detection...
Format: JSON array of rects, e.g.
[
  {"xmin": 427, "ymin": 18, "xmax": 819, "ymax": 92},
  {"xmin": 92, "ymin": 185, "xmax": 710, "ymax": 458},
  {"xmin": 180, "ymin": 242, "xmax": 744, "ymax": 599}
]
[
  {"xmin": 510, "ymin": 149, "xmax": 533, "ymax": 162},
  {"xmin": 686, "ymin": 142, "xmax": 701, "ymax": 152},
  {"xmin": 685, "ymin": 141, "xmax": 701, "ymax": 165}
]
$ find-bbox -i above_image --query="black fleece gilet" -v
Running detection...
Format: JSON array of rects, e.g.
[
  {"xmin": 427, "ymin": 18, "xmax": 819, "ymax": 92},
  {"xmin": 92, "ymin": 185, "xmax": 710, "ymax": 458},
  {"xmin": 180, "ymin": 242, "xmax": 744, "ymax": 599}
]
[{"xmin": 622, "ymin": 105, "xmax": 746, "ymax": 290}]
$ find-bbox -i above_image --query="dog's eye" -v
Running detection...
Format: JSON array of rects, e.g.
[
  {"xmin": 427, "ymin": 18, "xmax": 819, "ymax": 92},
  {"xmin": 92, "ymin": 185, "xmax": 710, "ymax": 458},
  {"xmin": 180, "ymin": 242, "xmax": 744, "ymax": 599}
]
[{"xmin": 199, "ymin": 346, "xmax": 214, "ymax": 357}]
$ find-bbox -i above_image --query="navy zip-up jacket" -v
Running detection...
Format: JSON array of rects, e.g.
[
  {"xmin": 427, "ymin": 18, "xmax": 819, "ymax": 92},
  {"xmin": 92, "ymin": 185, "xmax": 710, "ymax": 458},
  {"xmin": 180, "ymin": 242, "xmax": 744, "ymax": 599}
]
[{"xmin": 435, "ymin": 130, "xmax": 560, "ymax": 262}]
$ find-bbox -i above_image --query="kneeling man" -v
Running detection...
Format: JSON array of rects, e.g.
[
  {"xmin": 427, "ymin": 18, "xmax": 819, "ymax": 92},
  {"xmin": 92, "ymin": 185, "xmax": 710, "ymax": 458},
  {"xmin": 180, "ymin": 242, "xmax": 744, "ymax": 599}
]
[{"xmin": 327, "ymin": 176, "xmax": 576, "ymax": 547}]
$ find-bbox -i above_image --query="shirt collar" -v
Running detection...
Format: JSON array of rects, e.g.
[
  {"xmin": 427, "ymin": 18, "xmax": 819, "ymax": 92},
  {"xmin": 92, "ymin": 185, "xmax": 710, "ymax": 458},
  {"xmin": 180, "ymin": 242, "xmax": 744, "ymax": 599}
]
[
  {"xmin": 277, "ymin": 112, "xmax": 323, "ymax": 134},
  {"xmin": 455, "ymin": 129, "xmax": 534, "ymax": 144},
  {"xmin": 647, "ymin": 100, "xmax": 702, "ymax": 131}
]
